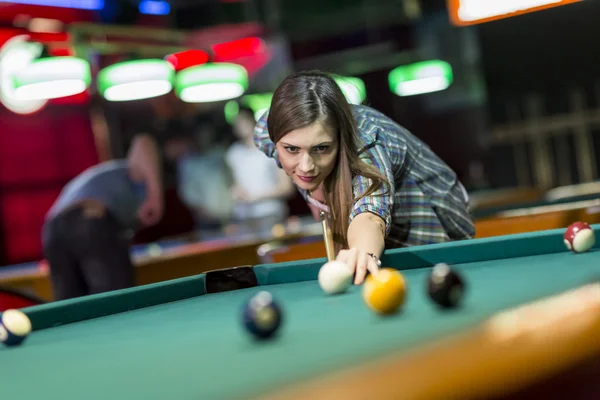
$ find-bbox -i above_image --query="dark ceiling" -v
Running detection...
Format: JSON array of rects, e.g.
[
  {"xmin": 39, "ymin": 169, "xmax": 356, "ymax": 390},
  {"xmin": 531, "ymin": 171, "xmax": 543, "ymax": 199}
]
[{"xmin": 107, "ymin": 0, "xmax": 449, "ymax": 42}]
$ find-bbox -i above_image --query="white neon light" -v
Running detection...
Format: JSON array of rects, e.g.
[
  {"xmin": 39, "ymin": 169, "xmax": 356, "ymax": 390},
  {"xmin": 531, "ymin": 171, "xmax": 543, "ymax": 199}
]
[
  {"xmin": 180, "ymin": 82, "xmax": 245, "ymax": 103},
  {"xmin": 0, "ymin": 35, "xmax": 47, "ymax": 114},
  {"xmin": 458, "ymin": 0, "xmax": 563, "ymax": 21},
  {"xmin": 395, "ymin": 77, "xmax": 451, "ymax": 97},
  {"xmin": 103, "ymin": 81, "xmax": 172, "ymax": 102}
]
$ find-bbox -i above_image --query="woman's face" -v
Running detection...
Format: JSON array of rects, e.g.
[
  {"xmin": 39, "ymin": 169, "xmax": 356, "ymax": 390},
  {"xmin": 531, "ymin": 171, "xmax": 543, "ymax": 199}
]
[{"xmin": 275, "ymin": 121, "xmax": 338, "ymax": 191}]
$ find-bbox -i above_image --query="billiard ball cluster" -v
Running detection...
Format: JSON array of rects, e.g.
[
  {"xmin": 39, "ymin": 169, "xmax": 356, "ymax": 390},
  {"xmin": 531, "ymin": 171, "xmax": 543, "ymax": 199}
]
[
  {"xmin": 316, "ymin": 260, "xmax": 465, "ymax": 314},
  {"xmin": 0, "ymin": 309, "xmax": 31, "ymax": 347}
]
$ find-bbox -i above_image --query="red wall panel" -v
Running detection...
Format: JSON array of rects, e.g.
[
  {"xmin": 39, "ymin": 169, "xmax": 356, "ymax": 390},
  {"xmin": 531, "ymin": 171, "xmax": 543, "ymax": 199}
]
[
  {"xmin": 0, "ymin": 105, "xmax": 98, "ymax": 187},
  {"xmin": 0, "ymin": 104, "xmax": 98, "ymax": 264},
  {"xmin": 0, "ymin": 189, "xmax": 60, "ymax": 262}
]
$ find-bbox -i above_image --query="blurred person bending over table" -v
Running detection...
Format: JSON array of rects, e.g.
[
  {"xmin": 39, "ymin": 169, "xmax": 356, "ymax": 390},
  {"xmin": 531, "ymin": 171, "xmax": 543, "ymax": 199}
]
[
  {"xmin": 42, "ymin": 134, "xmax": 164, "ymax": 300},
  {"xmin": 225, "ymin": 105, "xmax": 295, "ymax": 232},
  {"xmin": 254, "ymin": 71, "xmax": 475, "ymax": 285}
]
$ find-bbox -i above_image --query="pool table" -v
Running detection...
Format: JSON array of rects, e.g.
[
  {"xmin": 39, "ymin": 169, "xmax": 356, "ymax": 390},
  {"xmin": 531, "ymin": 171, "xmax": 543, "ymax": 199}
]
[
  {"xmin": 0, "ymin": 216, "xmax": 323, "ymax": 301},
  {"xmin": 2, "ymin": 227, "xmax": 600, "ymax": 399},
  {"xmin": 474, "ymin": 198, "xmax": 600, "ymax": 238},
  {"xmin": 471, "ymin": 190, "xmax": 600, "ymax": 220},
  {"xmin": 468, "ymin": 186, "xmax": 544, "ymax": 210}
]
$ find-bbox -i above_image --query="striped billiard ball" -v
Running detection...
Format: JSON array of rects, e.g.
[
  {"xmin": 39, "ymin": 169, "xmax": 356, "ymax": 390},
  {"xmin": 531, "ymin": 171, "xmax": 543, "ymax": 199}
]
[
  {"xmin": 242, "ymin": 291, "xmax": 282, "ymax": 339},
  {"xmin": 0, "ymin": 309, "xmax": 32, "ymax": 347},
  {"xmin": 564, "ymin": 222, "xmax": 595, "ymax": 253}
]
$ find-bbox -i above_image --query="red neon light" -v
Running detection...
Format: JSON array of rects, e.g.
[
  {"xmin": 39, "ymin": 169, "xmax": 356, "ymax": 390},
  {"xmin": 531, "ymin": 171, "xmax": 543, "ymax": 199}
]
[
  {"xmin": 212, "ymin": 37, "xmax": 265, "ymax": 61},
  {"xmin": 165, "ymin": 49, "xmax": 209, "ymax": 71}
]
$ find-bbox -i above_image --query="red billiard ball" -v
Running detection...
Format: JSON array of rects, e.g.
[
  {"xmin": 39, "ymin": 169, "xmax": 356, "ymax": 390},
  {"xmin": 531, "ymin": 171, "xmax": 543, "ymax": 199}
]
[
  {"xmin": 427, "ymin": 264, "xmax": 465, "ymax": 309},
  {"xmin": 564, "ymin": 222, "xmax": 595, "ymax": 253}
]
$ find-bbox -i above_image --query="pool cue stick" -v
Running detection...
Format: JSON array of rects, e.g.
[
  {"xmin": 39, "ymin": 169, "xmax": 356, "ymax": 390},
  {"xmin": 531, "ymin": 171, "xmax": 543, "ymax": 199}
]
[{"xmin": 320, "ymin": 210, "xmax": 335, "ymax": 262}]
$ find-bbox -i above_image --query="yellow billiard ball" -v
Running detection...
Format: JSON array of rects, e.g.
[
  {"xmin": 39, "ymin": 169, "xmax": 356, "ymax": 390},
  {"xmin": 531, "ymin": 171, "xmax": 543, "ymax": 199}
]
[{"xmin": 362, "ymin": 268, "xmax": 406, "ymax": 315}]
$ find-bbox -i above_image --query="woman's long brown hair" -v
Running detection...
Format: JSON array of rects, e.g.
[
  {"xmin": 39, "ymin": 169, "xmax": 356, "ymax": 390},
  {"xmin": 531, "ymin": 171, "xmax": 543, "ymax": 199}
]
[{"xmin": 267, "ymin": 70, "xmax": 389, "ymax": 251}]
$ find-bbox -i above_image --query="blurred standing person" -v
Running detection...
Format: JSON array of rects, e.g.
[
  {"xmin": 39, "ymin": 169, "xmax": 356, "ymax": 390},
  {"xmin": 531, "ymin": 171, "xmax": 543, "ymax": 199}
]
[
  {"xmin": 144, "ymin": 95, "xmax": 234, "ymax": 230},
  {"xmin": 42, "ymin": 133, "xmax": 164, "ymax": 300},
  {"xmin": 225, "ymin": 105, "xmax": 294, "ymax": 232},
  {"xmin": 172, "ymin": 111, "xmax": 237, "ymax": 229}
]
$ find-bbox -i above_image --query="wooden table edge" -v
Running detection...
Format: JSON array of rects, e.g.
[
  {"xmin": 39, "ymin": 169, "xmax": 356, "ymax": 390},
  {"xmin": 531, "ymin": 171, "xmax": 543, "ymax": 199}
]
[
  {"xmin": 134, "ymin": 231, "xmax": 323, "ymax": 266},
  {"xmin": 497, "ymin": 198, "xmax": 600, "ymax": 218},
  {"xmin": 257, "ymin": 282, "xmax": 600, "ymax": 400}
]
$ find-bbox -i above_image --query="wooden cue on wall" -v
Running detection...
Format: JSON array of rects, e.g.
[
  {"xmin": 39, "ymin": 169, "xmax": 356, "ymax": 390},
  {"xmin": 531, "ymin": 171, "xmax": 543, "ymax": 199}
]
[{"xmin": 320, "ymin": 211, "xmax": 335, "ymax": 261}]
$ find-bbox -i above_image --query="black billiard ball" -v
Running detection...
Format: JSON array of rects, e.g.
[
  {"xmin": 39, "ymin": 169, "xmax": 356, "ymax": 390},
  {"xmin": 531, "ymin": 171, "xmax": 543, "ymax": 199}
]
[
  {"xmin": 427, "ymin": 263, "xmax": 465, "ymax": 309},
  {"xmin": 242, "ymin": 291, "xmax": 282, "ymax": 339}
]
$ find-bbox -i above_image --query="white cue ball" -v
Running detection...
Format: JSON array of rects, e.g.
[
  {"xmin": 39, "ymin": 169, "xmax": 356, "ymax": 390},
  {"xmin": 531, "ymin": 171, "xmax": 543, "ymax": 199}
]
[{"xmin": 318, "ymin": 261, "xmax": 353, "ymax": 295}]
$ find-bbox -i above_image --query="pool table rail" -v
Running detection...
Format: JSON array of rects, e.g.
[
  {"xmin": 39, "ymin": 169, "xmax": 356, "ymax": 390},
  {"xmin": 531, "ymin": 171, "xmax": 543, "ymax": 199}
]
[{"xmin": 13, "ymin": 225, "xmax": 597, "ymax": 332}]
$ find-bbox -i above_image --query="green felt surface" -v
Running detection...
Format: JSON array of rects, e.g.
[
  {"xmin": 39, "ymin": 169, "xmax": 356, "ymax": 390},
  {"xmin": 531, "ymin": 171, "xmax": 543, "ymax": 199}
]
[{"xmin": 2, "ymin": 245, "xmax": 600, "ymax": 399}]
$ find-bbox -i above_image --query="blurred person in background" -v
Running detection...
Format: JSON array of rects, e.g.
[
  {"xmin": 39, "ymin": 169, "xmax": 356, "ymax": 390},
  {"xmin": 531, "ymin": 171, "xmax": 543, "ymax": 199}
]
[
  {"xmin": 225, "ymin": 105, "xmax": 295, "ymax": 232},
  {"xmin": 170, "ymin": 103, "xmax": 237, "ymax": 230},
  {"xmin": 171, "ymin": 128, "xmax": 236, "ymax": 230},
  {"xmin": 42, "ymin": 132, "xmax": 164, "ymax": 300},
  {"xmin": 144, "ymin": 95, "xmax": 235, "ymax": 231}
]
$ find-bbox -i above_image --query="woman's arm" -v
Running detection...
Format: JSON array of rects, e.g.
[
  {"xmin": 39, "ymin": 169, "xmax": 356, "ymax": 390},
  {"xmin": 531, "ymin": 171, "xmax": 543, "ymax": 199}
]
[
  {"xmin": 338, "ymin": 212, "xmax": 386, "ymax": 284},
  {"xmin": 337, "ymin": 143, "xmax": 396, "ymax": 284},
  {"xmin": 347, "ymin": 212, "xmax": 386, "ymax": 256}
]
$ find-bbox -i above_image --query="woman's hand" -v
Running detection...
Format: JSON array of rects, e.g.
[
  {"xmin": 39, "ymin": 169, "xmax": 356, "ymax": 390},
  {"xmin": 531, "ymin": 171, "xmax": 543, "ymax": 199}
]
[{"xmin": 335, "ymin": 248, "xmax": 381, "ymax": 285}]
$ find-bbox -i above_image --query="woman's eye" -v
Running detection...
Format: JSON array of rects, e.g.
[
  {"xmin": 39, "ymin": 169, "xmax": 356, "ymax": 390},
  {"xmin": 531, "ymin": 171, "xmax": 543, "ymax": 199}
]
[
  {"xmin": 285, "ymin": 146, "xmax": 300, "ymax": 153},
  {"xmin": 314, "ymin": 146, "xmax": 329, "ymax": 153}
]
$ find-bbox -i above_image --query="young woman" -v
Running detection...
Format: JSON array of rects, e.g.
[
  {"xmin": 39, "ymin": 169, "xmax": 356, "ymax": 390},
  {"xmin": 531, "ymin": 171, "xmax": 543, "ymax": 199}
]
[{"xmin": 254, "ymin": 71, "xmax": 475, "ymax": 284}]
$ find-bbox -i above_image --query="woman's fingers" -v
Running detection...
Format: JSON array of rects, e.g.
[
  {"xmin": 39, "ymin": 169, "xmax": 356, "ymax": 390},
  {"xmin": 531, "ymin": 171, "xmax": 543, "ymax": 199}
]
[
  {"xmin": 336, "ymin": 249, "xmax": 358, "ymax": 274},
  {"xmin": 336, "ymin": 249, "xmax": 381, "ymax": 285},
  {"xmin": 354, "ymin": 252, "xmax": 371, "ymax": 284},
  {"xmin": 366, "ymin": 256, "xmax": 380, "ymax": 276}
]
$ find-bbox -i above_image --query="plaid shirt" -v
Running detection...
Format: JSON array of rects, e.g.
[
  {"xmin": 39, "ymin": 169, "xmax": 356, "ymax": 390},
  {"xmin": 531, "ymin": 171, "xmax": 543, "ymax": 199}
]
[{"xmin": 254, "ymin": 104, "xmax": 475, "ymax": 247}]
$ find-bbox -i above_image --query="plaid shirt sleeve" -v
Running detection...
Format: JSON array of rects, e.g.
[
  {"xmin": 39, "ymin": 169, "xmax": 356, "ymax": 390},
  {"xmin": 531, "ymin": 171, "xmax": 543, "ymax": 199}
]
[
  {"xmin": 252, "ymin": 109, "xmax": 283, "ymax": 168},
  {"xmin": 349, "ymin": 143, "xmax": 396, "ymax": 236}
]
